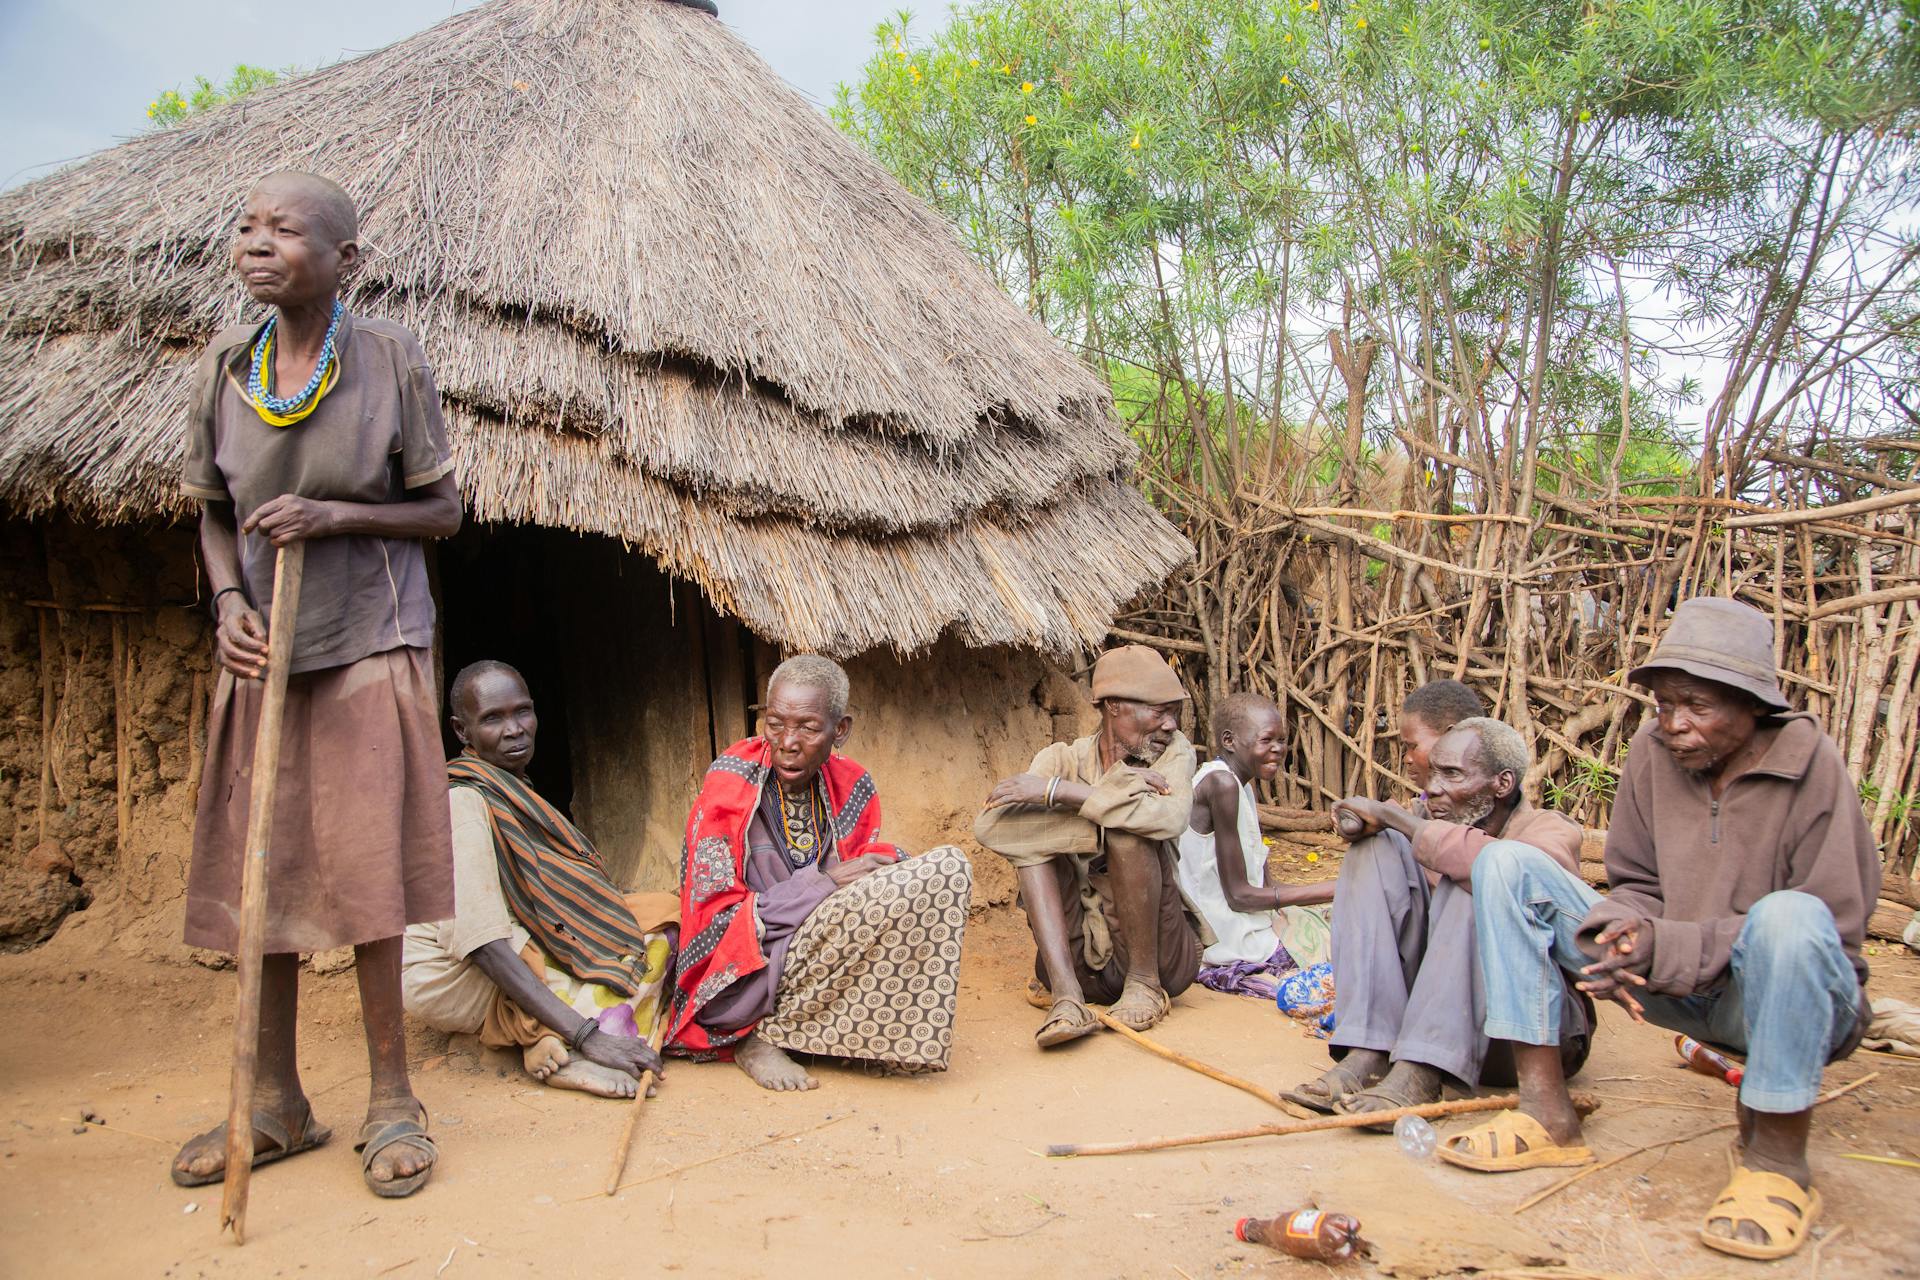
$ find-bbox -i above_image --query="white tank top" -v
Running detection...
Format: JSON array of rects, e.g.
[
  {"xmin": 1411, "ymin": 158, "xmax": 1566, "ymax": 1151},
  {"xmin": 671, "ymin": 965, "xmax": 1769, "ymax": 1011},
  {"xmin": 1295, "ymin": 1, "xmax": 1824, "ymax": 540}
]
[{"xmin": 1175, "ymin": 759, "xmax": 1277, "ymax": 965}]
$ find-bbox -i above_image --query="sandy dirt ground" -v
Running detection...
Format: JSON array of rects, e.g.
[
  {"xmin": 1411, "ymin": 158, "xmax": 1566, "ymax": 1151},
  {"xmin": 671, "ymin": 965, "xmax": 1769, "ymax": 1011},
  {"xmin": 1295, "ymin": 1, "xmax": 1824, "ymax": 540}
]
[{"xmin": 3, "ymin": 907, "xmax": 1917, "ymax": 1280}]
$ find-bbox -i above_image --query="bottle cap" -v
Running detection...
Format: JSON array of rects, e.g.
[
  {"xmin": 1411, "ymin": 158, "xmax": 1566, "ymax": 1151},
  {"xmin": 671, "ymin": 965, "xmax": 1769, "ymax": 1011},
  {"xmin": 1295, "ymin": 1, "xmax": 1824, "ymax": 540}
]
[{"xmin": 1233, "ymin": 1218, "xmax": 1253, "ymax": 1242}]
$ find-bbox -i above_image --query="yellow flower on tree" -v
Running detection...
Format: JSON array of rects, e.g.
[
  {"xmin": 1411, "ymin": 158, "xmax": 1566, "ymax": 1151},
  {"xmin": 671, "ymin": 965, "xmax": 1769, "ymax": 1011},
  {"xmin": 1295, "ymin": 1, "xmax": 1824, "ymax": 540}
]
[
  {"xmin": 1130, "ymin": 131, "xmax": 1143, "ymax": 149},
  {"xmin": 1025, "ymin": 114, "xmax": 1038, "ymax": 125},
  {"xmin": 1021, "ymin": 80, "xmax": 1035, "ymax": 93},
  {"xmin": 1356, "ymin": 15, "xmax": 1369, "ymax": 28}
]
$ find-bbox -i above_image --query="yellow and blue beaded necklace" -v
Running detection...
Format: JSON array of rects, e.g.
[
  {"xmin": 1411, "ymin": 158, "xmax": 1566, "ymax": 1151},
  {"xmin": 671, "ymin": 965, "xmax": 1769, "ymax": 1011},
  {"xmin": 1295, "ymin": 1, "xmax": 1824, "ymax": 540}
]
[{"xmin": 243, "ymin": 300, "xmax": 344, "ymax": 427}]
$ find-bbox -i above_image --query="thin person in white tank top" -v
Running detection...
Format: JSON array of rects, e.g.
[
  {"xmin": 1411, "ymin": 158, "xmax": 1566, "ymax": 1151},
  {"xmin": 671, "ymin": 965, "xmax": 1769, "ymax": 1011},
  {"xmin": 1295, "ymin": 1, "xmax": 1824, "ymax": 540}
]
[{"xmin": 1178, "ymin": 694, "xmax": 1334, "ymax": 973}]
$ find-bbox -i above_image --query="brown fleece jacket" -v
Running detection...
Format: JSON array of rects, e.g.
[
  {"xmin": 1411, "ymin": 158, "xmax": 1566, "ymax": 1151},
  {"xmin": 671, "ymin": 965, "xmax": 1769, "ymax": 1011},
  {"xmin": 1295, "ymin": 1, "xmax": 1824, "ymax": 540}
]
[{"xmin": 1579, "ymin": 714, "xmax": 1880, "ymax": 996}]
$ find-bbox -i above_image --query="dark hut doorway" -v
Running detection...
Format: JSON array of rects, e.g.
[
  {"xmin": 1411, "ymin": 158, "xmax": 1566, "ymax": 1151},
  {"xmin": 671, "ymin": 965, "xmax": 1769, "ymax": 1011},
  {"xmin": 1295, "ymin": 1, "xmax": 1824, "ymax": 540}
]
[{"xmin": 435, "ymin": 525, "xmax": 761, "ymax": 891}]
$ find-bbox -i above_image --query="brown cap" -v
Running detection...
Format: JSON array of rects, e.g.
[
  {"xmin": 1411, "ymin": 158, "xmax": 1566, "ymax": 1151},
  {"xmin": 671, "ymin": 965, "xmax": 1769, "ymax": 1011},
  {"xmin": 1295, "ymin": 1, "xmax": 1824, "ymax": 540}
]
[
  {"xmin": 1628, "ymin": 597, "xmax": 1790, "ymax": 711},
  {"xmin": 1091, "ymin": 645, "xmax": 1188, "ymax": 704}
]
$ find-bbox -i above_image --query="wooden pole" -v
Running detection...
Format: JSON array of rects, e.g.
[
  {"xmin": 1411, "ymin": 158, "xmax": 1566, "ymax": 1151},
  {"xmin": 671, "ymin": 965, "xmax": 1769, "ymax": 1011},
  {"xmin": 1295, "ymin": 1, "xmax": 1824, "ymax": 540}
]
[
  {"xmin": 220, "ymin": 543, "xmax": 306, "ymax": 1244},
  {"xmin": 604, "ymin": 1071, "xmax": 657, "ymax": 1195},
  {"xmin": 1093, "ymin": 1011, "xmax": 1314, "ymax": 1118},
  {"xmin": 1046, "ymin": 1091, "xmax": 1601, "ymax": 1158}
]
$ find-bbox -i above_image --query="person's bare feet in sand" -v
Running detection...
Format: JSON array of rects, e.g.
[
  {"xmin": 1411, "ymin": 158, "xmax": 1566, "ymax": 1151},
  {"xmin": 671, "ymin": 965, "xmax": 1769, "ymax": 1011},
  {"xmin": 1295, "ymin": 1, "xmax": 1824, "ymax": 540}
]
[
  {"xmin": 523, "ymin": 1035, "xmax": 569, "ymax": 1082},
  {"xmin": 1106, "ymin": 976, "xmax": 1171, "ymax": 1031},
  {"xmin": 735, "ymin": 1034, "xmax": 817, "ymax": 1091},
  {"xmin": 548, "ymin": 1059, "xmax": 640, "ymax": 1098}
]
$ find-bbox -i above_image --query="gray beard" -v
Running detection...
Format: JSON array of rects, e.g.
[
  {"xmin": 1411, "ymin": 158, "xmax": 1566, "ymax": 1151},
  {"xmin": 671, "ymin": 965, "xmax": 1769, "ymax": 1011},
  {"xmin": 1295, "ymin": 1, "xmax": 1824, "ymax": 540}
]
[{"xmin": 1458, "ymin": 794, "xmax": 1497, "ymax": 829}]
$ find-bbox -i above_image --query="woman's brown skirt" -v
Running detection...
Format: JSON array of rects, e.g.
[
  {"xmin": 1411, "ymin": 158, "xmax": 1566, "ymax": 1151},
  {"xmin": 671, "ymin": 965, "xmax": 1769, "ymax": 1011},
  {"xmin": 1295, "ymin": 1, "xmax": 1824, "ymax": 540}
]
[{"xmin": 184, "ymin": 646, "xmax": 454, "ymax": 955}]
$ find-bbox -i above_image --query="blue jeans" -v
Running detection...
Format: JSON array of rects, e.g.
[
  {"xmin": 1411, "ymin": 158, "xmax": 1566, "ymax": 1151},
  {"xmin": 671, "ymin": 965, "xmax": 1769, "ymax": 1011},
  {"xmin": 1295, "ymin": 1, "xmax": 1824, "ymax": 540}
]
[{"xmin": 1470, "ymin": 841, "xmax": 1861, "ymax": 1113}]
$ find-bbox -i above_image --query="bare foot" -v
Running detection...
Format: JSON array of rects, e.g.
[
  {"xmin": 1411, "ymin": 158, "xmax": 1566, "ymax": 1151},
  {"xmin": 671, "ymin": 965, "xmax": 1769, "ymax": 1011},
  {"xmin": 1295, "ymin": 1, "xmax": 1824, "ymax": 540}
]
[
  {"xmin": 1106, "ymin": 977, "xmax": 1171, "ymax": 1032},
  {"xmin": 734, "ymin": 1034, "xmax": 817, "ymax": 1092},
  {"xmin": 360, "ymin": 1096, "xmax": 434, "ymax": 1189},
  {"xmin": 547, "ymin": 1059, "xmax": 640, "ymax": 1099},
  {"xmin": 523, "ymin": 1036, "xmax": 569, "ymax": 1081}
]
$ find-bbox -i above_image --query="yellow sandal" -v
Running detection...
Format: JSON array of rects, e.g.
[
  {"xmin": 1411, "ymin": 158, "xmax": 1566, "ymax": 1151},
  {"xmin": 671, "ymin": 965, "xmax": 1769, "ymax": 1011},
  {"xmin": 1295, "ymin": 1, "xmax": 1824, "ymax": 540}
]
[
  {"xmin": 1436, "ymin": 1110, "xmax": 1595, "ymax": 1172},
  {"xmin": 1700, "ymin": 1167, "xmax": 1822, "ymax": 1261}
]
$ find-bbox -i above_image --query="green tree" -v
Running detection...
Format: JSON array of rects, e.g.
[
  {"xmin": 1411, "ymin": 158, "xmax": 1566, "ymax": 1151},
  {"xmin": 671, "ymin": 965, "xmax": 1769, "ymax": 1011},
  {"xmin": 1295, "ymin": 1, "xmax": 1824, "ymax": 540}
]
[{"xmin": 147, "ymin": 64, "xmax": 286, "ymax": 127}]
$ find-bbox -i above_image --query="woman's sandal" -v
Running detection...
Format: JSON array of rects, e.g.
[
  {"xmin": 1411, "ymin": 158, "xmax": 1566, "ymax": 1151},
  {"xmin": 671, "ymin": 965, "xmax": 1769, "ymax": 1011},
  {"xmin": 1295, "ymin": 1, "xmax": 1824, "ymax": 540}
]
[
  {"xmin": 1699, "ymin": 1167, "xmax": 1822, "ymax": 1261},
  {"xmin": 355, "ymin": 1104, "xmax": 438, "ymax": 1199},
  {"xmin": 171, "ymin": 1105, "xmax": 332, "ymax": 1187},
  {"xmin": 1281, "ymin": 1059, "xmax": 1384, "ymax": 1116},
  {"xmin": 1435, "ymin": 1110, "xmax": 1595, "ymax": 1172},
  {"xmin": 1035, "ymin": 996, "xmax": 1100, "ymax": 1049}
]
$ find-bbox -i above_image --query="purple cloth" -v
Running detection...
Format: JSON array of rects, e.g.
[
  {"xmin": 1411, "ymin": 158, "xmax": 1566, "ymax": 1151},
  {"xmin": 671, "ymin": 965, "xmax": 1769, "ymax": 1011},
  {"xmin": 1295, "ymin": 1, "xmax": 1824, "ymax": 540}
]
[
  {"xmin": 1197, "ymin": 940, "xmax": 1298, "ymax": 1002},
  {"xmin": 692, "ymin": 785, "xmax": 837, "ymax": 1030}
]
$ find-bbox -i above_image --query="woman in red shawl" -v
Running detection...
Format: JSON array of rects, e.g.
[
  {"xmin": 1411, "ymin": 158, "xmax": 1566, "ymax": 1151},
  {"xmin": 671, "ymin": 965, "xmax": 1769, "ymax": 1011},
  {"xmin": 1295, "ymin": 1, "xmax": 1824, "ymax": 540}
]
[{"xmin": 670, "ymin": 656, "xmax": 972, "ymax": 1091}]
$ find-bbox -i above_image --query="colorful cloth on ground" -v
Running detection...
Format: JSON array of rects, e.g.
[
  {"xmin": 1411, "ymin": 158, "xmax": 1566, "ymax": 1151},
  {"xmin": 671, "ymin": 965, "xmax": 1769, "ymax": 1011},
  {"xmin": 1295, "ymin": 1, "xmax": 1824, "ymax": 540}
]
[
  {"xmin": 446, "ymin": 755, "xmax": 653, "ymax": 997},
  {"xmin": 1198, "ymin": 940, "xmax": 1299, "ymax": 1002},
  {"xmin": 1277, "ymin": 961, "xmax": 1337, "ymax": 1037},
  {"xmin": 1275, "ymin": 904, "xmax": 1332, "ymax": 967},
  {"xmin": 757, "ymin": 847, "xmax": 972, "ymax": 1070},
  {"xmin": 670, "ymin": 738, "xmax": 901, "ymax": 1055},
  {"xmin": 481, "ymin": 927, "xmax": 675, "ymax": 1051}
]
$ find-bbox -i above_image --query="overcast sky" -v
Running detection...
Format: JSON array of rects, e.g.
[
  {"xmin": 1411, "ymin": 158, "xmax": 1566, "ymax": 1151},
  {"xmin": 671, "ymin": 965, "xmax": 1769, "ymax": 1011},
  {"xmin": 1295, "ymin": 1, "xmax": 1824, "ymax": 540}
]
[{"xmin": 0, "ymin": 0, "xmax": 913, "ymax": 190}]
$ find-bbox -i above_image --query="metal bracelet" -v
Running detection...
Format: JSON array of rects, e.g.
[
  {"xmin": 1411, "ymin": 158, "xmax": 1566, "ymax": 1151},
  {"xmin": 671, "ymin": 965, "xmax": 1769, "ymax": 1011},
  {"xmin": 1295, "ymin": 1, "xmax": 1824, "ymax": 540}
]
[{"xmin": 1045, "ymin": 777, "xmax": 1060, "ymax": 808}]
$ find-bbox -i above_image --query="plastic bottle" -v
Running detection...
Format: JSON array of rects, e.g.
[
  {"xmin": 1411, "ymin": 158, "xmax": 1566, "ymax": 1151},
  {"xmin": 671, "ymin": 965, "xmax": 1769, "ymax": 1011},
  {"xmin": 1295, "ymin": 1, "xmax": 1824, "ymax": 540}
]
[
  {"xmin": 1394, "ymin": 1113, "xmax": 1438, "ymax": 1158},
  {"xmin": 1235, "ymin": 1207, "xmax": 1366, "ymax": 1261},
  {"xmin": 1676, "ymin": 1035, "xmax": 1744, "ymax": 1086}
]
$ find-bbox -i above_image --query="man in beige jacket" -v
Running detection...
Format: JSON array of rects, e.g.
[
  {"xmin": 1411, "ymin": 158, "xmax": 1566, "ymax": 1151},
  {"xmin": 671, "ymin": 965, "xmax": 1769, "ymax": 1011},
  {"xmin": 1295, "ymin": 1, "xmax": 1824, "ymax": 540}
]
[{"xmin": 977, "ymin": 646, "xmax": 1202, "ymax": 1047}]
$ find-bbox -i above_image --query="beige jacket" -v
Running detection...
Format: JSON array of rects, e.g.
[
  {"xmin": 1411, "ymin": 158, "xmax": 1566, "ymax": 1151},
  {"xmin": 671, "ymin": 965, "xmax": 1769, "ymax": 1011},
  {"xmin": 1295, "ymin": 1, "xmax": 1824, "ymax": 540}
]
[{"xmin": 974, "ymin": 732, "xmax": 1198, "ymax": 868}]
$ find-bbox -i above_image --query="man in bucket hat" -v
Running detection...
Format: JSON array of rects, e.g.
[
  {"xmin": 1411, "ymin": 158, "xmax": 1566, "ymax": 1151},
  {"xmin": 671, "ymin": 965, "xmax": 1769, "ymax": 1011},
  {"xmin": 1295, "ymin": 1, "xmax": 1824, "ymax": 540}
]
[
  {"xmin": 1437, "ymin": 598, "xmax": 1879, "ymax": 1263},
  {"xmin": 976, "ymin": 645, "xmax": 1202, "ymax": 1046}
]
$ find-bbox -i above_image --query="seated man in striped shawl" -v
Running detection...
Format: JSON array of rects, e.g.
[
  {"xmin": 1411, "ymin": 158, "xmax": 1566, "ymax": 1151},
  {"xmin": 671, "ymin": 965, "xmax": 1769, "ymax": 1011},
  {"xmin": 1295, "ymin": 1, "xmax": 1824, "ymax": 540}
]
[
  {"xmin": 402, "ymin": 662, "xmax": 677, "ymax": 1097},
  {"xmin": 668, "ymin": 655, "xmax": 974, "ymax": 1092}
]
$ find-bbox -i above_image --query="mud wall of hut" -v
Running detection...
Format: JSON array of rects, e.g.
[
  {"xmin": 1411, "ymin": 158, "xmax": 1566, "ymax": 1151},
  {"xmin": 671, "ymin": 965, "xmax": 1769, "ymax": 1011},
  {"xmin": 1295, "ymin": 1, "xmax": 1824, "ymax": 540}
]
[{"xmin": 1, "ymin": 518, "xmax": 1098, "ymax": 957}]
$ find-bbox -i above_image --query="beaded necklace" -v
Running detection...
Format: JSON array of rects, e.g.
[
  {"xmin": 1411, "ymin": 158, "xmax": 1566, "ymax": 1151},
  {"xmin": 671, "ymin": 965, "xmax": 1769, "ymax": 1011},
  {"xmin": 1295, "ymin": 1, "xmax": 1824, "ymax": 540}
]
[
  {"xmin": 774, "ymin": 775, "xmax": 829, "ymax": 869},
  {"xmin": 244, "ymin": 300, "xmax": 344, "ymax": 427}
]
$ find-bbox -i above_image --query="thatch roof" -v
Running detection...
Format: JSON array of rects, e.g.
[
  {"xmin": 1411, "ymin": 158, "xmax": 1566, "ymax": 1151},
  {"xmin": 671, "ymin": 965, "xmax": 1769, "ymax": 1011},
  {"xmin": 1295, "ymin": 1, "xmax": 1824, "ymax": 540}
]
[{"xmin": 0, "ymin": 0, "xmax": 1188, "ymax": 657}]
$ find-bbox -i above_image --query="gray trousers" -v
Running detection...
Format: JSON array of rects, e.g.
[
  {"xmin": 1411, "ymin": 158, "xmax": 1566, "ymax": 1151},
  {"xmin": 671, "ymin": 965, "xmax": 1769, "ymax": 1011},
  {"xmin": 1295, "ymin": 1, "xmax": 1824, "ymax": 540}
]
[{"xmin": 1329, "ymin": 832, "xmax": 1591, "ymax": 1087}]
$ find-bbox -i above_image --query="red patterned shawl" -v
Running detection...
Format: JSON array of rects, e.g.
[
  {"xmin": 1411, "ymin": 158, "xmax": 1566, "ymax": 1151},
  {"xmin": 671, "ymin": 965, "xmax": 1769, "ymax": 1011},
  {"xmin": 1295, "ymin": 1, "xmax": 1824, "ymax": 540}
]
[{"xmin": 667, "ymin": 737, "xmax": 900, "ymax": 1055}]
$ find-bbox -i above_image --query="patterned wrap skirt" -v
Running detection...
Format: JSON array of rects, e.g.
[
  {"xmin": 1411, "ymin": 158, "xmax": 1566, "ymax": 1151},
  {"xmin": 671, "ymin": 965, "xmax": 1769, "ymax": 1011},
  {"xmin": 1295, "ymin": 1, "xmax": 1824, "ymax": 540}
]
[
  {"xmin": 184, "ymin": 646, "xmax": 455, "ymax": 955},
  {"xmin": 758, "ymin": 846, "xmax": 972, "ymax": 1071}
]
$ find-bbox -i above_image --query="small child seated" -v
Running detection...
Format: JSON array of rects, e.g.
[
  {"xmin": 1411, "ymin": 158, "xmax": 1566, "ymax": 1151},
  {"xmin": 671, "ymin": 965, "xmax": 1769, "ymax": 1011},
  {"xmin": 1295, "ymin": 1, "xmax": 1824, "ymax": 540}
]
[{"xmin": 1175, "ymin": 692, "xmax": 1334, "ymax": 999}]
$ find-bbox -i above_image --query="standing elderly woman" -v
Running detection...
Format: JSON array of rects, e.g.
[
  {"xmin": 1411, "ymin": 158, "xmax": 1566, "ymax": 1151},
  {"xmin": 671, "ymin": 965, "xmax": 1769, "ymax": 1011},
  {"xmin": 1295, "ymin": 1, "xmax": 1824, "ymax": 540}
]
[{"xmin": 169, "ymin": 172, "xmax": 461, "ymax": 1199}]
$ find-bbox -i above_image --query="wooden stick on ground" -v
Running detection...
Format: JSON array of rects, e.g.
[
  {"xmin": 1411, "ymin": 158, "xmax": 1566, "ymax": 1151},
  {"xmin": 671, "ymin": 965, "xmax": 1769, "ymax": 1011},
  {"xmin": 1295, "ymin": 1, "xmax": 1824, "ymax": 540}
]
[
  {"xmin": 1092, "ymin": 1010, "xmax": 1314, "ymax": 1118},
  {"xmin": 1513, "ymin": 1072, "xmax": 1879, "ymax": 1214},
  {"xmin": 604, "ymin": 1071, "xmax": 657, "ymax": 1195},
  {"xmin": 219, "ymin": 543, "xmax": 306, "ymax": 1245},
  {"xmin": 1046, "ymin": 1091, "xmax": 1601, "ymax": 1158}
]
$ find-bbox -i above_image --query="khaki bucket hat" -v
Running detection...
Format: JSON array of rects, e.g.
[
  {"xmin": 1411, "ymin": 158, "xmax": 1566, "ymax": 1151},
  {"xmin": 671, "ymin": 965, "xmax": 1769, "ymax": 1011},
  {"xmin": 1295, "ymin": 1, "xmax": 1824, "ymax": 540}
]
[
  {"xmin": 1627, "ymin": 597, "xmax": 1790, "ymax": 711},
  {"xmin": 1091, "ymin": 645, "xmax": 1189, "ymax": 704}
]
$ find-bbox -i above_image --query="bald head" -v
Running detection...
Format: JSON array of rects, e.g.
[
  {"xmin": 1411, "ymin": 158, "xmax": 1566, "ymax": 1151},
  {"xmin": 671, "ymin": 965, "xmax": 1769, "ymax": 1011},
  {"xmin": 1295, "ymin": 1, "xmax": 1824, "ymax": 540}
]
[{"xmin": 250, "ymin": 171, "xmax": 358, "ymax": 246}]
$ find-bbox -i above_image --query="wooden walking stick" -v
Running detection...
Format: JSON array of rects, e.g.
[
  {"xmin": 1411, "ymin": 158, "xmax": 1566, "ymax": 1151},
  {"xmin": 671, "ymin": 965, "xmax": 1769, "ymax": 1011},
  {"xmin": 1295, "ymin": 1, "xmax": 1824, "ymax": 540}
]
[
  {"xmin": 220, "ymin": 543, "xmax": 306, "ymax": 1243},
  {"xmin": 1046, "ymin": 1091, "xmax": 1601, "ymax": 1158},
  {"xmin": 604, "ymin": 1070, "xmax": 658, "ymax": 1195},
  {"xmin": 1093, "ymin": 1010, "xmax": 1315, "ymax": 1118}
]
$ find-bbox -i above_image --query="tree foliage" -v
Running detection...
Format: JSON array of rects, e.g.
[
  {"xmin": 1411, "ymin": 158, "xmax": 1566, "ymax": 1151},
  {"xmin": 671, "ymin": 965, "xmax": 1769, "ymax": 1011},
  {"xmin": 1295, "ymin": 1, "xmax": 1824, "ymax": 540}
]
[
  {"xmin": 835, "ymin": 0, "xmax": 1918, "ymax": 507},
  {"xmin": 147, "ymin": 65, "xmax": 286, "ymax": 128}
]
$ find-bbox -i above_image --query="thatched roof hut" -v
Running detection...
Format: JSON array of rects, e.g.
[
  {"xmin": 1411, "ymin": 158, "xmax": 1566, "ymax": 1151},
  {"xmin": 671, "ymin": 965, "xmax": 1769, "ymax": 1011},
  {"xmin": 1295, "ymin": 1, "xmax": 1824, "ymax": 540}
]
[
  {"xmin": 0, "ymin": 0, "xmax": 1187, "ymax": 926},
  {"xmin": 0, "ymin": 0, "xmax": 1187, "ymax": 659}
]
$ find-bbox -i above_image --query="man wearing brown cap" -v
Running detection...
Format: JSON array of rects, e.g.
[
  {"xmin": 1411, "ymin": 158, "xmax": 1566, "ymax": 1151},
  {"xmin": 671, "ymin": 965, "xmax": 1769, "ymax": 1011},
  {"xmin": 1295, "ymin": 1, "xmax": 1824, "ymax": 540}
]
[
  {"xmin": 1441, "ymin": 598, "xmax": 1878, "ymax": 1263},
  {"xmin": 976, "ymin": 645, "xmax": 1202, "ymax": 1046}
]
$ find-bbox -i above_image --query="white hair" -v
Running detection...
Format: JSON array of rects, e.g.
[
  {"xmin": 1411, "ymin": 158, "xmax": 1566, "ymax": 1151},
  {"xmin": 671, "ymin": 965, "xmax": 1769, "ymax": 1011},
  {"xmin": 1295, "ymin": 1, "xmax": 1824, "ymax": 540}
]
[
  {"xmin": 1450, "ymin": 716, "xmax": 1530, "ymax": 799},
  {"xmin": 767, "ymin": 654, "xmax": 850, "ymax": 720}
]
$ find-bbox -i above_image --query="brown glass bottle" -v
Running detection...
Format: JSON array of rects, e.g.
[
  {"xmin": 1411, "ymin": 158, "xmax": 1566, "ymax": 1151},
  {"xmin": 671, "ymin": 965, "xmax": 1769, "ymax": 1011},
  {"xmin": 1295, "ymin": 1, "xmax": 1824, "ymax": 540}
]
[{"xmin": 1676, "ymin": 1034, "xmax": 1744, "ymax": 1086}]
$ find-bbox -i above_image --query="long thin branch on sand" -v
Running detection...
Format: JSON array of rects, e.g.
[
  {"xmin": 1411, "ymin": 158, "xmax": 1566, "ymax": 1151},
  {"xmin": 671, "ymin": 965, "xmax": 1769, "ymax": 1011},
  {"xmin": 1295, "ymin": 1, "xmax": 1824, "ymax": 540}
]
[
  {"xmin": 587, "ymin": 1113, "xmax": 850, "ymax": 1200},
  {"xmin": 1046, "ymin": 1092, "xmax": 1600, "ymax": 1158}
]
